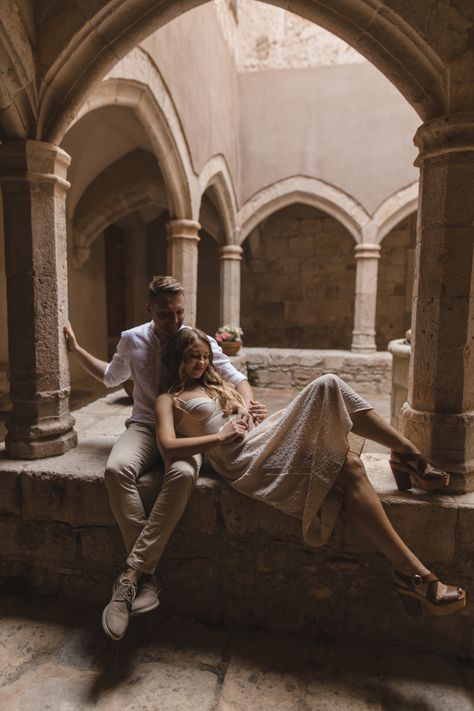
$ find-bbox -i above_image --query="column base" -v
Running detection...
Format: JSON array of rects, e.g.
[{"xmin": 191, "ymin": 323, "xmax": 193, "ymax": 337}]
[
  {"xmin": 5, "ymin": 415, "xmax": 77, "ymax": 459},
  {"xmin": 351, "ymin": 331, "xmax": 377, "ymax": 353},
  {"xmin": 400, "ymin": 404, "xmax": 474, "ymax": 493}
]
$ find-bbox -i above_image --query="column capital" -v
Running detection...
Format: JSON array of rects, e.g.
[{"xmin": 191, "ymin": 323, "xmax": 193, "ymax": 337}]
[
  {"xmin": 219, "ymin": 244, "xmax": 243, "ymax": 260},
  {"xmin": 354, "ymin": 243, "xmax": 381, "ymax": 259},
  {"xmin": 0, "ymin": 139, "xmax": 71, "ymax": 191},
  {"xmin": 166, "ymin": 219, "xmax": 201, "ymax": 241},
  {"xmin": 414, "ymin": 112, "xmax": 474, "ymax": 165}
]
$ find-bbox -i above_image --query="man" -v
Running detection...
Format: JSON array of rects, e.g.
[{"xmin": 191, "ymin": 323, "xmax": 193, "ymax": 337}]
[{"xmin": 64, "ymin": 275, "xmax": 265, "ymax": 640}]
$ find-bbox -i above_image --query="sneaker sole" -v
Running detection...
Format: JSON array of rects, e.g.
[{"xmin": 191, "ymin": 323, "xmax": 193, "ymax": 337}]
[{"xmin": 130, "ymin": 598, "xmax": 161, "ymax": 618}]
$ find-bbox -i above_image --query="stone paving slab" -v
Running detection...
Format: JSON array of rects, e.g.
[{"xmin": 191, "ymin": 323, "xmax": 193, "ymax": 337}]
[{"xmin": 0, "ymin": 595, "xmax": 473, "ymax": 711}]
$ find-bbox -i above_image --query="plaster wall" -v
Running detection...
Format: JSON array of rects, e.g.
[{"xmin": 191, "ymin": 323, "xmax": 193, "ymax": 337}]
[
  {"xmin": 241, "ymin": 204, "xmax": 355, "ymax": 349},
  {"xmin": 141, "ymin": 4, "xmax": 239, "ymax": 188},
  {"xmin": 239, "ymin": 63, "xmax": 419, "ymax": 213},
  {"xmin": 61, "ymin": 107, "xmax": 154, "ymax": 220},
  {"xmin": 67, "ymin": 234, "xmax": 108, "ymax": 386},
  {"xmin": 234, "ymin": 0, "xmax": 365, "ymax": 71}
]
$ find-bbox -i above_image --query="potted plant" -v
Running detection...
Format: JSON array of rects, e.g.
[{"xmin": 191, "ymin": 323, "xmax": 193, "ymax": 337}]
[{"xmin": 215, "ymin": 325, "xmax": 243, "ymax": 356}]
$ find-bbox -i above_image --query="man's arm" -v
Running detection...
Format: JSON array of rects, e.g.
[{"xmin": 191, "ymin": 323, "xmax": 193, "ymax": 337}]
[
  {"xmin": 208, "ymin": 336, "xmax": 267, "ymax": 423},
  {"xmin": 63, "ymin": 322, "xmax": 108, "ymax": 382},
  {"xmin": 236, "ymin": 380, "xmax": 267, "ymax": 424}
]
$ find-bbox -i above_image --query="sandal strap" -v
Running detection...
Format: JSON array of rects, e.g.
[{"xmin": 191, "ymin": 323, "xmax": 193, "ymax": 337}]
[
  {"xmin": 390, "ymin": 452, "xmax": 446, "ymax": 480},
  {"xmin": 395, "ymin": 571, "xmax": 439, "ymax": 588}
]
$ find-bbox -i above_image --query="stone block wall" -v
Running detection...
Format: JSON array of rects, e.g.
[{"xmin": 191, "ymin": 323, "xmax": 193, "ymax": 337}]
[
  {"xmin": 244, "ymin": 348, "xmax": 392, "ymax": 395},
  {"xmin": 376, "ymin": 214, "xmax": 416, "ymax": 350},
  {"xmin": 241, "ymin": 204, "xmax": 356, "ymax": 349},
  {"xmin": 0, "ymin": 444, "xmax": 473, "ymax": 658}
]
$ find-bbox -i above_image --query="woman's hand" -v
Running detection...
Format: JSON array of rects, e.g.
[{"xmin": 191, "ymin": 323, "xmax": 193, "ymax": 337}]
[{"xmin": 219, "ymin": 416, "xmax": 249, "ymax": 443}]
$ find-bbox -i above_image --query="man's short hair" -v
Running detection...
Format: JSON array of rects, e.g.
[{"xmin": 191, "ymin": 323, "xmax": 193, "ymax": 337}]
[{"xmin": 148, "ymin": 275, "xmax": 184, "ymax": 303}]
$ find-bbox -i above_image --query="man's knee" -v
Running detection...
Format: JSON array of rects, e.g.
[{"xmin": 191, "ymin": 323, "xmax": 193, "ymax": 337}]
[
  {"xmin": 104, "ymin": 463, "xmax": 135, "ymax": 492},
  {"xmin": 166, "ymin": 458, "xmax": 199, "ymax": 492}
]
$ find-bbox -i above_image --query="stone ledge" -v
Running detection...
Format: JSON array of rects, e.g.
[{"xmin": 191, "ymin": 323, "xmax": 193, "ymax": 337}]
[
  {"xmin": 0, "ymin": 392, "xmax": 473, "ymax": 656},
  {"xmin": 243, "ymin": 348, "xmax": 392, "ymax": 394}
]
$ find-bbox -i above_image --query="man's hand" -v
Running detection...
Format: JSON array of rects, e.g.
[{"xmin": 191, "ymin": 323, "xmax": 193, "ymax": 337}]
[
  {"xmin": 63, "ymin": 321, "xmax": 79, "ymax": 352},
  {"xmin": 249, "ymin": 399, "xmax": 267, "ymax": 425}
]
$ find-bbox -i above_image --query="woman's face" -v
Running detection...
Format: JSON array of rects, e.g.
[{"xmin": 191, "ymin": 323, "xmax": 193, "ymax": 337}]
[{"xmin": 182, "ymin": 339, "xmax": 211, "ymax": 382}]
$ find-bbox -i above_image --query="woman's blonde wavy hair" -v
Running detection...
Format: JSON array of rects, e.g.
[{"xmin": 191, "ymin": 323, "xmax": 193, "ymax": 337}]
[{"xmin": 160, "ymin": 328, "xmax": 245, "ymax": 416}]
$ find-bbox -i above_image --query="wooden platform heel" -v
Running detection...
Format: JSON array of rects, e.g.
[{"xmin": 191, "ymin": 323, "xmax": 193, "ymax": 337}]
[
  {"xmin": 389, "ymin": 452, "xmax": 450, "ymax": 492},
  {"xmin": 395, "ymin": 571, "xmax": 466, "ymax": 617}
]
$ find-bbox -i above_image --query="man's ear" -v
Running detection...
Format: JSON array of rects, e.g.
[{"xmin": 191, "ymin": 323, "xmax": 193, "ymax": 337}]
[{"xmin": 145, "ymin": 302, "xmax": 152, "ymax": 318}]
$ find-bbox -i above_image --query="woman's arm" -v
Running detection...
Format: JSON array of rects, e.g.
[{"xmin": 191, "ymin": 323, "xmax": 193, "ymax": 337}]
[{"xmin": 155, "ymin": 395, "xmax": 248, "ymax": 462}]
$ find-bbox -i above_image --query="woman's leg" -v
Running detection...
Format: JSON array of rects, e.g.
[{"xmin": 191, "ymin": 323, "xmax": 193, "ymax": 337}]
[
  {"xmin": 350, "ymin": 408, "xmax": 417, "ymax": 453},
  {"xmin": 335, "ymin": 453, "xmax": 462, "ymax": 604},
  {"xmin": 336, "ymin": 453, "xmax": 426, "ymax": 574}
]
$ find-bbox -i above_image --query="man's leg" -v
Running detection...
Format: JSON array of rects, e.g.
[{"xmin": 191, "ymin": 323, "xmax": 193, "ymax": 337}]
[
  {"xmin": 126, "ymin": 455, "xmax": 201, "ymax": 575},
  {"xmin": 104, "ymin": 422, "xmax": 159, "ymax": 554}
]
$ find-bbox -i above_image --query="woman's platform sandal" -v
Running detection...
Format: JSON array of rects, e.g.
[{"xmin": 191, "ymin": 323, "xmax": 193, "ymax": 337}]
[
  {"xmin": 395, "ymin": 571, "xmax": 466, "ymax": 617},
  {"xmin": 389, "ymin": 452, "xmax": 450, "ymax": 492}
]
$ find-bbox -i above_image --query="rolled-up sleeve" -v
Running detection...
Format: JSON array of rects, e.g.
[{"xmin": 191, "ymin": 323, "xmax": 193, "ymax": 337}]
[
  {"xmin": 103, "ymin": 334, "xmax": 131, "ymax": 387},
  {"xmin": 210, "ymin": 336, "xmax": 247, "ymax": 387}
]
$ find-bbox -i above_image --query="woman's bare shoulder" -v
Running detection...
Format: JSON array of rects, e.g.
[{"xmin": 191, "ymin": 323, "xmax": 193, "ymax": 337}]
[{"xmin": 156, "ymin": 393, "xmax": 173, "ymax": 407}]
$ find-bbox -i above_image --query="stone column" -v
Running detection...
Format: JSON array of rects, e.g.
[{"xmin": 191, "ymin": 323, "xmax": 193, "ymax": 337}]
[
  {"xmin": 219, "ymin": 244, "xmax": 242, "ymax": 327},
  {"xmin": 351, "ymin": 243, "xmax": 380, "ymax": 353},
  {"xmin": 166, "ymin": 219, "xmax": 200, "ymax": 326},
  {"xmin": 400, "ymin": 114, "xmax": 474, "ymax": 492},
  {"xmin": 0, "ymin": 139, "xmax": 76, "ymax": 458}
]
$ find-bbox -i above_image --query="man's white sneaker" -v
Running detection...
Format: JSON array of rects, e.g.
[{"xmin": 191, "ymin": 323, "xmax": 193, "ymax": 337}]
[
  {"xmin": 131, "ymin": 574, "xmax": 162, "ymax": 618},
  {"xmin": 102, "ymin": 575, "xmax": 137, "ymax": 640}
]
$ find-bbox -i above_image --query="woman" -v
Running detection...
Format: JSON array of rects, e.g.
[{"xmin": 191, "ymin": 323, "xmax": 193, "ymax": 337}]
[{"xmin": 155, "ymin": 328, "xmax": 466, "ymax": 616}]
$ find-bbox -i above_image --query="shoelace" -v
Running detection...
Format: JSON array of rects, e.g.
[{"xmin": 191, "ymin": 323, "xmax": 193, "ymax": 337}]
[{"xmin": 116, "ymin": 577, "xmax": 137, "ymax": 605}]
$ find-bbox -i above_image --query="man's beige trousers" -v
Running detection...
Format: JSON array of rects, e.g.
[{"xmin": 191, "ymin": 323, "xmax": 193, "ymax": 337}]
[{"xmin": 104, "ymin": 422, "xmax": 201, "ymax": 574}]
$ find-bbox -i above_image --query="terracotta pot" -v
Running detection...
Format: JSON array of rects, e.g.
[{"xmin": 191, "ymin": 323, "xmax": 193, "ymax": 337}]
[{"xmin": 221, "ymin": 341, "xmax": 242, "ymax": 356}]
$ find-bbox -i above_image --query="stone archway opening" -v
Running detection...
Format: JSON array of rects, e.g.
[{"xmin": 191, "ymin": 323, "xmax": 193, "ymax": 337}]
[
  {"xmin": 197, "ymin": 190, "xmax": 224, "ymax": 336},
  {"xmin": 375, "ymin": 212, "xmax": 417, "ymax": 350},
  {"xmin": 241, "ymin": 203, "xmax": 356, "ymax": 349}
]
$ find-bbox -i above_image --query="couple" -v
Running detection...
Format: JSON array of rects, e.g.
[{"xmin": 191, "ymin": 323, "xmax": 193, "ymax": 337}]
[{"xmin": 65, "ymin": 275, "xmax": 465, "ymax": 641}]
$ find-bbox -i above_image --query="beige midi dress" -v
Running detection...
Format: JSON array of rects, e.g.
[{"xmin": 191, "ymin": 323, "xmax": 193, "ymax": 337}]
[{"xmin": 175, "ymin": 374, "xmax": 373, "ymax": 547}]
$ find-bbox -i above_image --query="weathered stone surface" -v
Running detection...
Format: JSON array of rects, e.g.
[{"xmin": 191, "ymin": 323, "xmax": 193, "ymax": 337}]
[
  {"xmin": 378, "ymin": 651, "xmax": 473, "ymax": 711},
  {"xmin": 1, "ymin": 396, "xmax": 473, "ymax": 655},
  {"xmin": 0, "ymin": 663, "xmax": 98, "ymax": 710},
  {"xmin": 0, "ymin": 465, "xmax": 21, "ymax": 515},
  {"xmin": 100, "ymin": 662, "xmax": 218, "ymax": 710},
  {"xmin": 220, "ymin": 487, "xmax": 300, "ymax": 539},
  {"xmin": 0, "ymin": 603, "xmax": 69, "ymax": 685},
  {"xmin": 79, "ymin": 527, "xmax": 124, "ymax": 568},
  {"xmin": 218, "ymin": 632, "xmax": 305, "ymax": 711},
  {"xmin": 245, "ymin": 348, "xmax": 391, "ymax": 394},
  {"xmin": 0, "ymin": 517, "xmax": 80, "ymax": 568},
  {"xmin": 21, "ymin": 470, "xmax": 114, "ymax": 526}
]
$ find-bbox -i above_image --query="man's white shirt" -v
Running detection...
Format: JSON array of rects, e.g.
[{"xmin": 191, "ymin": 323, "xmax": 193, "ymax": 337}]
[{"xmin": 103, "ymin": 322, "xmax": 247, "ymax": 426}]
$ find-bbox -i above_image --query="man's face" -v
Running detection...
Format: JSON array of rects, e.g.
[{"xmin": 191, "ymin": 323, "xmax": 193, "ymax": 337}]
[{"xmin": 147, "ymin": 293, "xmax": 185, "ymax": 339}]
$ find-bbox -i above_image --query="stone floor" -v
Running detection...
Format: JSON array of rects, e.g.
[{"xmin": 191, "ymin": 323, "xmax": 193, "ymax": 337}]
[{"xmin": 0, "ymin": 593, "xmax": 473, "ymax": 711}]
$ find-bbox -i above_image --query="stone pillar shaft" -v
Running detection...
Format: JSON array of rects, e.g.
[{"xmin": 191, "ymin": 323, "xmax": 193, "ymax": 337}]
[
  {"xmin": 0, "ymin": 139, "xmax": 76, "ymax": 458},
  {"xmin": 166, "ymin": 219, "xmax": 200, "ymax": 327},
  {"xmin": 401, "ymin": 113, "xmax": 474, "ymax": 491},
  {"xmin": 219, "ymin": 244, "xmax": 242, "ymax": 327},
  {"xmin": 351, "ymin": 243, "xmax": 380, "ymax": 353}
]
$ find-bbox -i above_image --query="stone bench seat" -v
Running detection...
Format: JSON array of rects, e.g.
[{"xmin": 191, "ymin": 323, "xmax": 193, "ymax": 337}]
[{"xmin": 1, "ymin": 391, "xmax": 473, "ymax": 658}]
